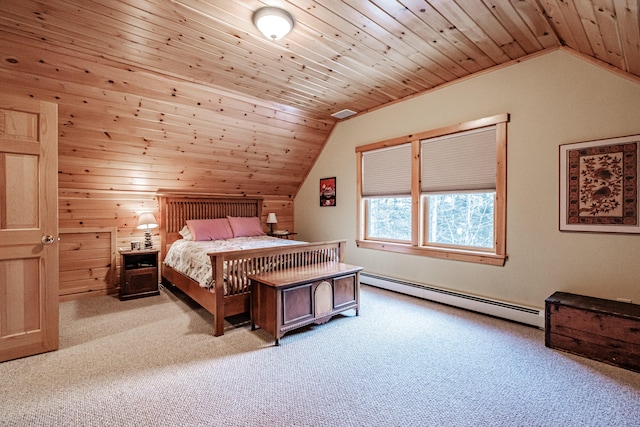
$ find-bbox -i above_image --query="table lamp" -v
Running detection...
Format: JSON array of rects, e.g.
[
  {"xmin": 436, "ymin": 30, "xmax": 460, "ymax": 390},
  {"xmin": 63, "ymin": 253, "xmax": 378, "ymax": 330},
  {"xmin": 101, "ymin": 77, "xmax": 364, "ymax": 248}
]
[
  {"xmin": 137, "ymin": 212, "xmax": 158, "ymax": 249},
  {"xmin": 266, "ymin": 213, "xmax": 277, "ymax": 234}
]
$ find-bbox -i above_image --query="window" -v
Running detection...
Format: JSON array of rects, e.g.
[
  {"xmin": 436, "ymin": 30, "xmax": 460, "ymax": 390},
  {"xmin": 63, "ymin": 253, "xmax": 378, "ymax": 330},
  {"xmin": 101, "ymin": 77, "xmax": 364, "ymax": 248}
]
[
  {"xmin": 356, "ymin": 114, "xmax": 508, "ymax": 265},
  {"xmin": 361, "ymin": 144, "xmax": 412, "ymax": 242},
  {"xmin": 367, "ymin": 197, "xmax": 412, "ymax": 241},
  {"xmin": 425, "ymin": 192, "xmax": 494, "ymax": 248},
  {"xmin": 421, "ymin": 126, "xmax": 497, "ymax": 251}
]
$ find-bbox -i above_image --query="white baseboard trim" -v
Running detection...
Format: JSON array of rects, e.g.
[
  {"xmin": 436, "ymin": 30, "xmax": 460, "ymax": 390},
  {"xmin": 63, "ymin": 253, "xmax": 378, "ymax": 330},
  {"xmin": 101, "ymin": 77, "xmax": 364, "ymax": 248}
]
[{"xmin": 361, "ymin": 272, "xmax": 545, "ymax": 329}]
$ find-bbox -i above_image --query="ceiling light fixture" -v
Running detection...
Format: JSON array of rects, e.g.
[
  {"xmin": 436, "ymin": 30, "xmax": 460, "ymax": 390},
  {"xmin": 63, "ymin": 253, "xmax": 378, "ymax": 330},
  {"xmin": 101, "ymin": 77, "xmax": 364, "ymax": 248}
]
[{"xmin": 253, "ymin": 7, "xmax": 294, "ymax": 41}]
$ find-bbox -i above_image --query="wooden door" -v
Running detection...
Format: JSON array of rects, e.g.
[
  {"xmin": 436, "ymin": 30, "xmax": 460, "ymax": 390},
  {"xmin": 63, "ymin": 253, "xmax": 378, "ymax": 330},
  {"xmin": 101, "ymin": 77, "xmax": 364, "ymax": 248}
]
[{"xmin": 0, "ymin": 96, "xmax": 58, "ymax": 362}]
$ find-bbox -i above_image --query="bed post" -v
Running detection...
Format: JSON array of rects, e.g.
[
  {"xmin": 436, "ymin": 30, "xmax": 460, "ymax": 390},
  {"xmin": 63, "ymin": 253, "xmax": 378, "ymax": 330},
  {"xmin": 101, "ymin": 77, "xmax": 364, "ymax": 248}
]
[
  {"xmin": 213, "ymin": 254, "xmax": 226, "ymax": 336},
  {"xmin": 338, "ymin": 240, "xmax": 346, "ymax": 262},
  {"xmin": 157, "ymin": 195, "xmax": 167, "ymax": 259}
]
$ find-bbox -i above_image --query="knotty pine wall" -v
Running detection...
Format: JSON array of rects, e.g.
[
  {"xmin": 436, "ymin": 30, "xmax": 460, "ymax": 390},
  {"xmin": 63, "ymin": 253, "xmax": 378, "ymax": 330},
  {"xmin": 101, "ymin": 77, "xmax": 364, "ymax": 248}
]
[{"xmin": 1, "ymin": 35, "xmax": 325, "ymax": 299}]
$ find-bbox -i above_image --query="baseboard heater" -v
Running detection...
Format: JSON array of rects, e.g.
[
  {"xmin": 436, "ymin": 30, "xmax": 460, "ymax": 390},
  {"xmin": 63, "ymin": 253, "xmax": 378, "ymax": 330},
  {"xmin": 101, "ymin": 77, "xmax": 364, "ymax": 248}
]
[{"xmin": 360, "ymin": 272, "xmax": 545, "ymax": 329}]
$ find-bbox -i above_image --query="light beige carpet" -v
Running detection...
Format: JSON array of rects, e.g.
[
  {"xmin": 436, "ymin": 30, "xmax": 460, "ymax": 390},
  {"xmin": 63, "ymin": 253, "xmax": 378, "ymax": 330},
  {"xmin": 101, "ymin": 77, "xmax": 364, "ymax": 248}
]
[{"xmin": 1, "ymin": 284, "xmax": 639, "ymax": 426}]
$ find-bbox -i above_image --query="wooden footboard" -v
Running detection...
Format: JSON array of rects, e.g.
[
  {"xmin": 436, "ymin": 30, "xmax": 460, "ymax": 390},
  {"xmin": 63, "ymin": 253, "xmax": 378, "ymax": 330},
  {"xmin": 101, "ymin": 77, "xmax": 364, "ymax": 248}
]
[{"xmin": 208, "ymin": 240, "xmax": 346, "ymax": 336}]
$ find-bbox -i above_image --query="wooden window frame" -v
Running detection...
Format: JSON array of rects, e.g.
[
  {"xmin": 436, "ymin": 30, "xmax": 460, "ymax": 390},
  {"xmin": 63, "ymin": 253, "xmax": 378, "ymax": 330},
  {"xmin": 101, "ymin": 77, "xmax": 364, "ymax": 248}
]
[{"xmin": 355, "ymin": 114, "xmax": 508, "ymax": 266}]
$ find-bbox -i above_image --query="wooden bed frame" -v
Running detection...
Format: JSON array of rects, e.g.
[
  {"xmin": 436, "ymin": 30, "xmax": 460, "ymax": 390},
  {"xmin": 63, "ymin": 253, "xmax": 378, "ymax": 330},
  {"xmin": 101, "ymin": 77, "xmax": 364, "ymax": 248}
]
[{"xmin": 158, "ymin": 194, "xmax": 346, "ymax": 336}]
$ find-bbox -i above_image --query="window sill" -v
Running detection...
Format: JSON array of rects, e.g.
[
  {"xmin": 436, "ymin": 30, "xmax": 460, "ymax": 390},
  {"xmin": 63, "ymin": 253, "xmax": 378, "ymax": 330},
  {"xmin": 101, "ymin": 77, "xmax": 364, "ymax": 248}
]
[{"xmin": 355, "ymin": 240, "xmax": 507, "ymax": 266}]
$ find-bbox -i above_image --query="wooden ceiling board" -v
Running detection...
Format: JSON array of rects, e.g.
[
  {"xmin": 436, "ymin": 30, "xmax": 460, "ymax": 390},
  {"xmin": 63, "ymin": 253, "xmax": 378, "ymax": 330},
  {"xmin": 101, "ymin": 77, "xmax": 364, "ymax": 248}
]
[
  {"xmin": 288, "ymin": 0, "xmax": 449, "ymax": 92},
  {"xmin": 399, "ymin": 0, "xmax": 500, "ymax": 69},
  {"xmin": 538, "ymin": 0, "xmax": 596, "ymax": 54},
  {"xmin": 1, "ymin": 0, "xmax": 638, "ymax": 198},
  {"xmin": 615, "ymin": 0, "xmax": 640, "ymax": 75},
  {"xmin": 511, "ymin": 0, "xmax": 560, "ymax": 49}
]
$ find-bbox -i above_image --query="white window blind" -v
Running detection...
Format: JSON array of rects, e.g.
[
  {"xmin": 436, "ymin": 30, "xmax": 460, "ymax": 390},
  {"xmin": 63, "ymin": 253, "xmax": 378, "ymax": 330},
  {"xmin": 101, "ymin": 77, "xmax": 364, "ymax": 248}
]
[
  {"xmin": 362, "ymin": 144, "xmax": 412, "ymax": 197},
  {"xmin": 421, "ymin": 126, "xmax": 496, "ymax": 193}
]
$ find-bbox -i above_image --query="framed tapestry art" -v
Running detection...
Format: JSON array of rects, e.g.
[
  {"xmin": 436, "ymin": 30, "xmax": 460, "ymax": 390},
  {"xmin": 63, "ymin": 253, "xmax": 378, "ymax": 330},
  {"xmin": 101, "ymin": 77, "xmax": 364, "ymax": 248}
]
[{"xmin": 559, "ymin": 134, "xmax": 639, "ymax": 233}]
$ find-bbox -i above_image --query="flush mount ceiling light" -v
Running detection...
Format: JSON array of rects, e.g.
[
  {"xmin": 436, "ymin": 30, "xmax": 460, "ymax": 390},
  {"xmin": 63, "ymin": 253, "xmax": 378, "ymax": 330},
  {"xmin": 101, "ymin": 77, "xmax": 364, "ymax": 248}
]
[{"xmin": 253, "ymin": 7, "xmax": 294, "ymax": 41}]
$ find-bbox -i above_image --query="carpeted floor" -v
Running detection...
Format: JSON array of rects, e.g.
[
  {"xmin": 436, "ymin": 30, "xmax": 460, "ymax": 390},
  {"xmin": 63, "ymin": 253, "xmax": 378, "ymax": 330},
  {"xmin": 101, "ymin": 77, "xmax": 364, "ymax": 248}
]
[{"xmin": 1, "ymin": 284, "xmax": 639, "ymax": 426}]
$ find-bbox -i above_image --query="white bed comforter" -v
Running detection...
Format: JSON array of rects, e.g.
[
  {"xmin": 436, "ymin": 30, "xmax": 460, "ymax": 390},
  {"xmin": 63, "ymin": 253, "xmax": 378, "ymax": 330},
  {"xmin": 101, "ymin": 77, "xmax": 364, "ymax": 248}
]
[{"xmin": 163, "ymin": 236, "xmax": 305, "ymax": 289}]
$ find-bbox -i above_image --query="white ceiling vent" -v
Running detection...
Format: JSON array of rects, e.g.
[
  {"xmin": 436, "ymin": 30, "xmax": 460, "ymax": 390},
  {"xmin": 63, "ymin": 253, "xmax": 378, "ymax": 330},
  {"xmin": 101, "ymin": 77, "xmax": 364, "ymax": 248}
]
[{"xmin": 331, "ymin": 109, "xmax": 357, "ymax": 119}]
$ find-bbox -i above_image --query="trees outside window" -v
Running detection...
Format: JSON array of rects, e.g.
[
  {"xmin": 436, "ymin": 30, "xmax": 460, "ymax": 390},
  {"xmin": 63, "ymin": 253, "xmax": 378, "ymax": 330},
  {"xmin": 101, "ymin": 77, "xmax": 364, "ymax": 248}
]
[
  {"xmin": 367, "ymin": 197, "xmax": 412, "ymax": 241},
  {"xmin": 426, "ymin": 192, "xmax": 494, "ymax": 249}
]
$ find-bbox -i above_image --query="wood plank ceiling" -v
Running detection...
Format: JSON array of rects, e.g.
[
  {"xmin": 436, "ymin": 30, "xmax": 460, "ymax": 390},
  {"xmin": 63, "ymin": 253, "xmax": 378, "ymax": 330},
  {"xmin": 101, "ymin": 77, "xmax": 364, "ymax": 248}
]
[{"xmin": 1, "ymin": 0, "xmax": 639, "ymax": 198}]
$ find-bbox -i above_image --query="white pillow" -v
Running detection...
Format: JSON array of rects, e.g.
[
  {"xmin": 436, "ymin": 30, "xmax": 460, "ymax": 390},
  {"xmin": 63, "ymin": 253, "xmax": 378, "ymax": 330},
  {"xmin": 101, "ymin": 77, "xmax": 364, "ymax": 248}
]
[{"xmin": 178, "ymin": 225, "xmax": 194, "ymax": 241}]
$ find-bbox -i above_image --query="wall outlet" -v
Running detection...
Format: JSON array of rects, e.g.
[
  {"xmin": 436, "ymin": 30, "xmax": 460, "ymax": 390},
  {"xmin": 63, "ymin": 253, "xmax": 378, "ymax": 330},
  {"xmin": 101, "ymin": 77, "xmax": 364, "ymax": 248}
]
[{"xmin": 616, "ymin": 298, "xmax": 632, "ymax": 304}]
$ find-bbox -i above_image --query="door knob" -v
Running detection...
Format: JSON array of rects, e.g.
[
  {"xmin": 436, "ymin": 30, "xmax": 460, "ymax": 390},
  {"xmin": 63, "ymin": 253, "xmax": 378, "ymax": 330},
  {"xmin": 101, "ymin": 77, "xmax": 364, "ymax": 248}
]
[{"xmin": 41, "ymin": 235, "xmax": 56, "ymax": 245}]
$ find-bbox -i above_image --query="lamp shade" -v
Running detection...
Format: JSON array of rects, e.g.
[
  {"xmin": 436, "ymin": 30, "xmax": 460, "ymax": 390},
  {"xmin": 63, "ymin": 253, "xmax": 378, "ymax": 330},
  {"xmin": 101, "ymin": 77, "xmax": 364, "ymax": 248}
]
[
  {"xmin": 137, "ymin": 212, "xmax": 158, "ymax": 230},
  {"xmin": 253, "ymin": 7, "xmax": 294, "ymax": 40},
  {"xmin": 266, "ymin": 213, "xmax": 278, "ymax": 224}
]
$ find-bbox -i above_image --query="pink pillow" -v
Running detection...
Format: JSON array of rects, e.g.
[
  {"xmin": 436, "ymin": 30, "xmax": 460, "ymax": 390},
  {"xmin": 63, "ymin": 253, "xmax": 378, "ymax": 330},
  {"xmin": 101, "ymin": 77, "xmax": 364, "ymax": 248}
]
[
  {"xmin": 227, "ymin": 216, "xmax": 265, "ymax": 237},
  {"xmin": 186, "ymin": 218, "xmax": 234, "ymax": 241}
]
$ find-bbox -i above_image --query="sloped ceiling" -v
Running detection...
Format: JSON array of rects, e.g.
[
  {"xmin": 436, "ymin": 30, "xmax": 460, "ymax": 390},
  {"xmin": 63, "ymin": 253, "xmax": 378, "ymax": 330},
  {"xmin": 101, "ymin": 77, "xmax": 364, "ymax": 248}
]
[{"xmin": 1, "ymin": 0, "xmax": 638, "ymax": 197}]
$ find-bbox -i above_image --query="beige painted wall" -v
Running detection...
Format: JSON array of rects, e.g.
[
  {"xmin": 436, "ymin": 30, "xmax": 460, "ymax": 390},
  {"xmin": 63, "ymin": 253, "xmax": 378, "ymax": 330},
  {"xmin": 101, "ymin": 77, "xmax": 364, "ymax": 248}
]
[{"xmin": 294, "ymin": 49, "xmax": 640, "ymax": 310}]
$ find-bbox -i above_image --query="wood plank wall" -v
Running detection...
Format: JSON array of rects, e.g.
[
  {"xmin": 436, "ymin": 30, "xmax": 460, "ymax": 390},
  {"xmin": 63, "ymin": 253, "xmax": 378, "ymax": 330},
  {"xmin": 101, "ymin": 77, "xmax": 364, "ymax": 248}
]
[
  {"xmin": 58, "ymin": 191, "xmax": 293, "ymax": 299},
  {"xmin": 0, "ymin": 34, "xmax": 311, "ymax": 299},
  {"xmin": 59, "ymin": 227, "xmax": 117, "ymax": 300}
]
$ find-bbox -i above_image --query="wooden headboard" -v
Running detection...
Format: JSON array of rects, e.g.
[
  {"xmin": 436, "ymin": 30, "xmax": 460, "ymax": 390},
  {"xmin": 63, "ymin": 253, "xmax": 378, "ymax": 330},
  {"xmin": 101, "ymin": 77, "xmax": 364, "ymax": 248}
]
[{"xmin": 157, "ymin": 194, "xmax": 262, "ymax": 256}]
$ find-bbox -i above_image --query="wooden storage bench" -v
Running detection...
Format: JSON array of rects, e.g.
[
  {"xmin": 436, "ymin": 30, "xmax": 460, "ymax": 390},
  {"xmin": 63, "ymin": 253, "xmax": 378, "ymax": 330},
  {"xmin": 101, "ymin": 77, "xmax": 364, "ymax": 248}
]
[
  {"xmin": 545, "ymin": 291, "xmax": 640, "ymax": 372},
  {"xmin": 249, "ymin": 262, "xmax": 362, "ymax": 345}
]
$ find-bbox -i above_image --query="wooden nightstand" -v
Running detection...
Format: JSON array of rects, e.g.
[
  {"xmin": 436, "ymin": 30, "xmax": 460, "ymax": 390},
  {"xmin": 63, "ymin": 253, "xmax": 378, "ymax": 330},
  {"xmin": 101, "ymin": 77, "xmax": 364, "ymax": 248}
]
[{"xmin": 119, "ymin": 248, "xmax": 160, "ymax": 301}]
